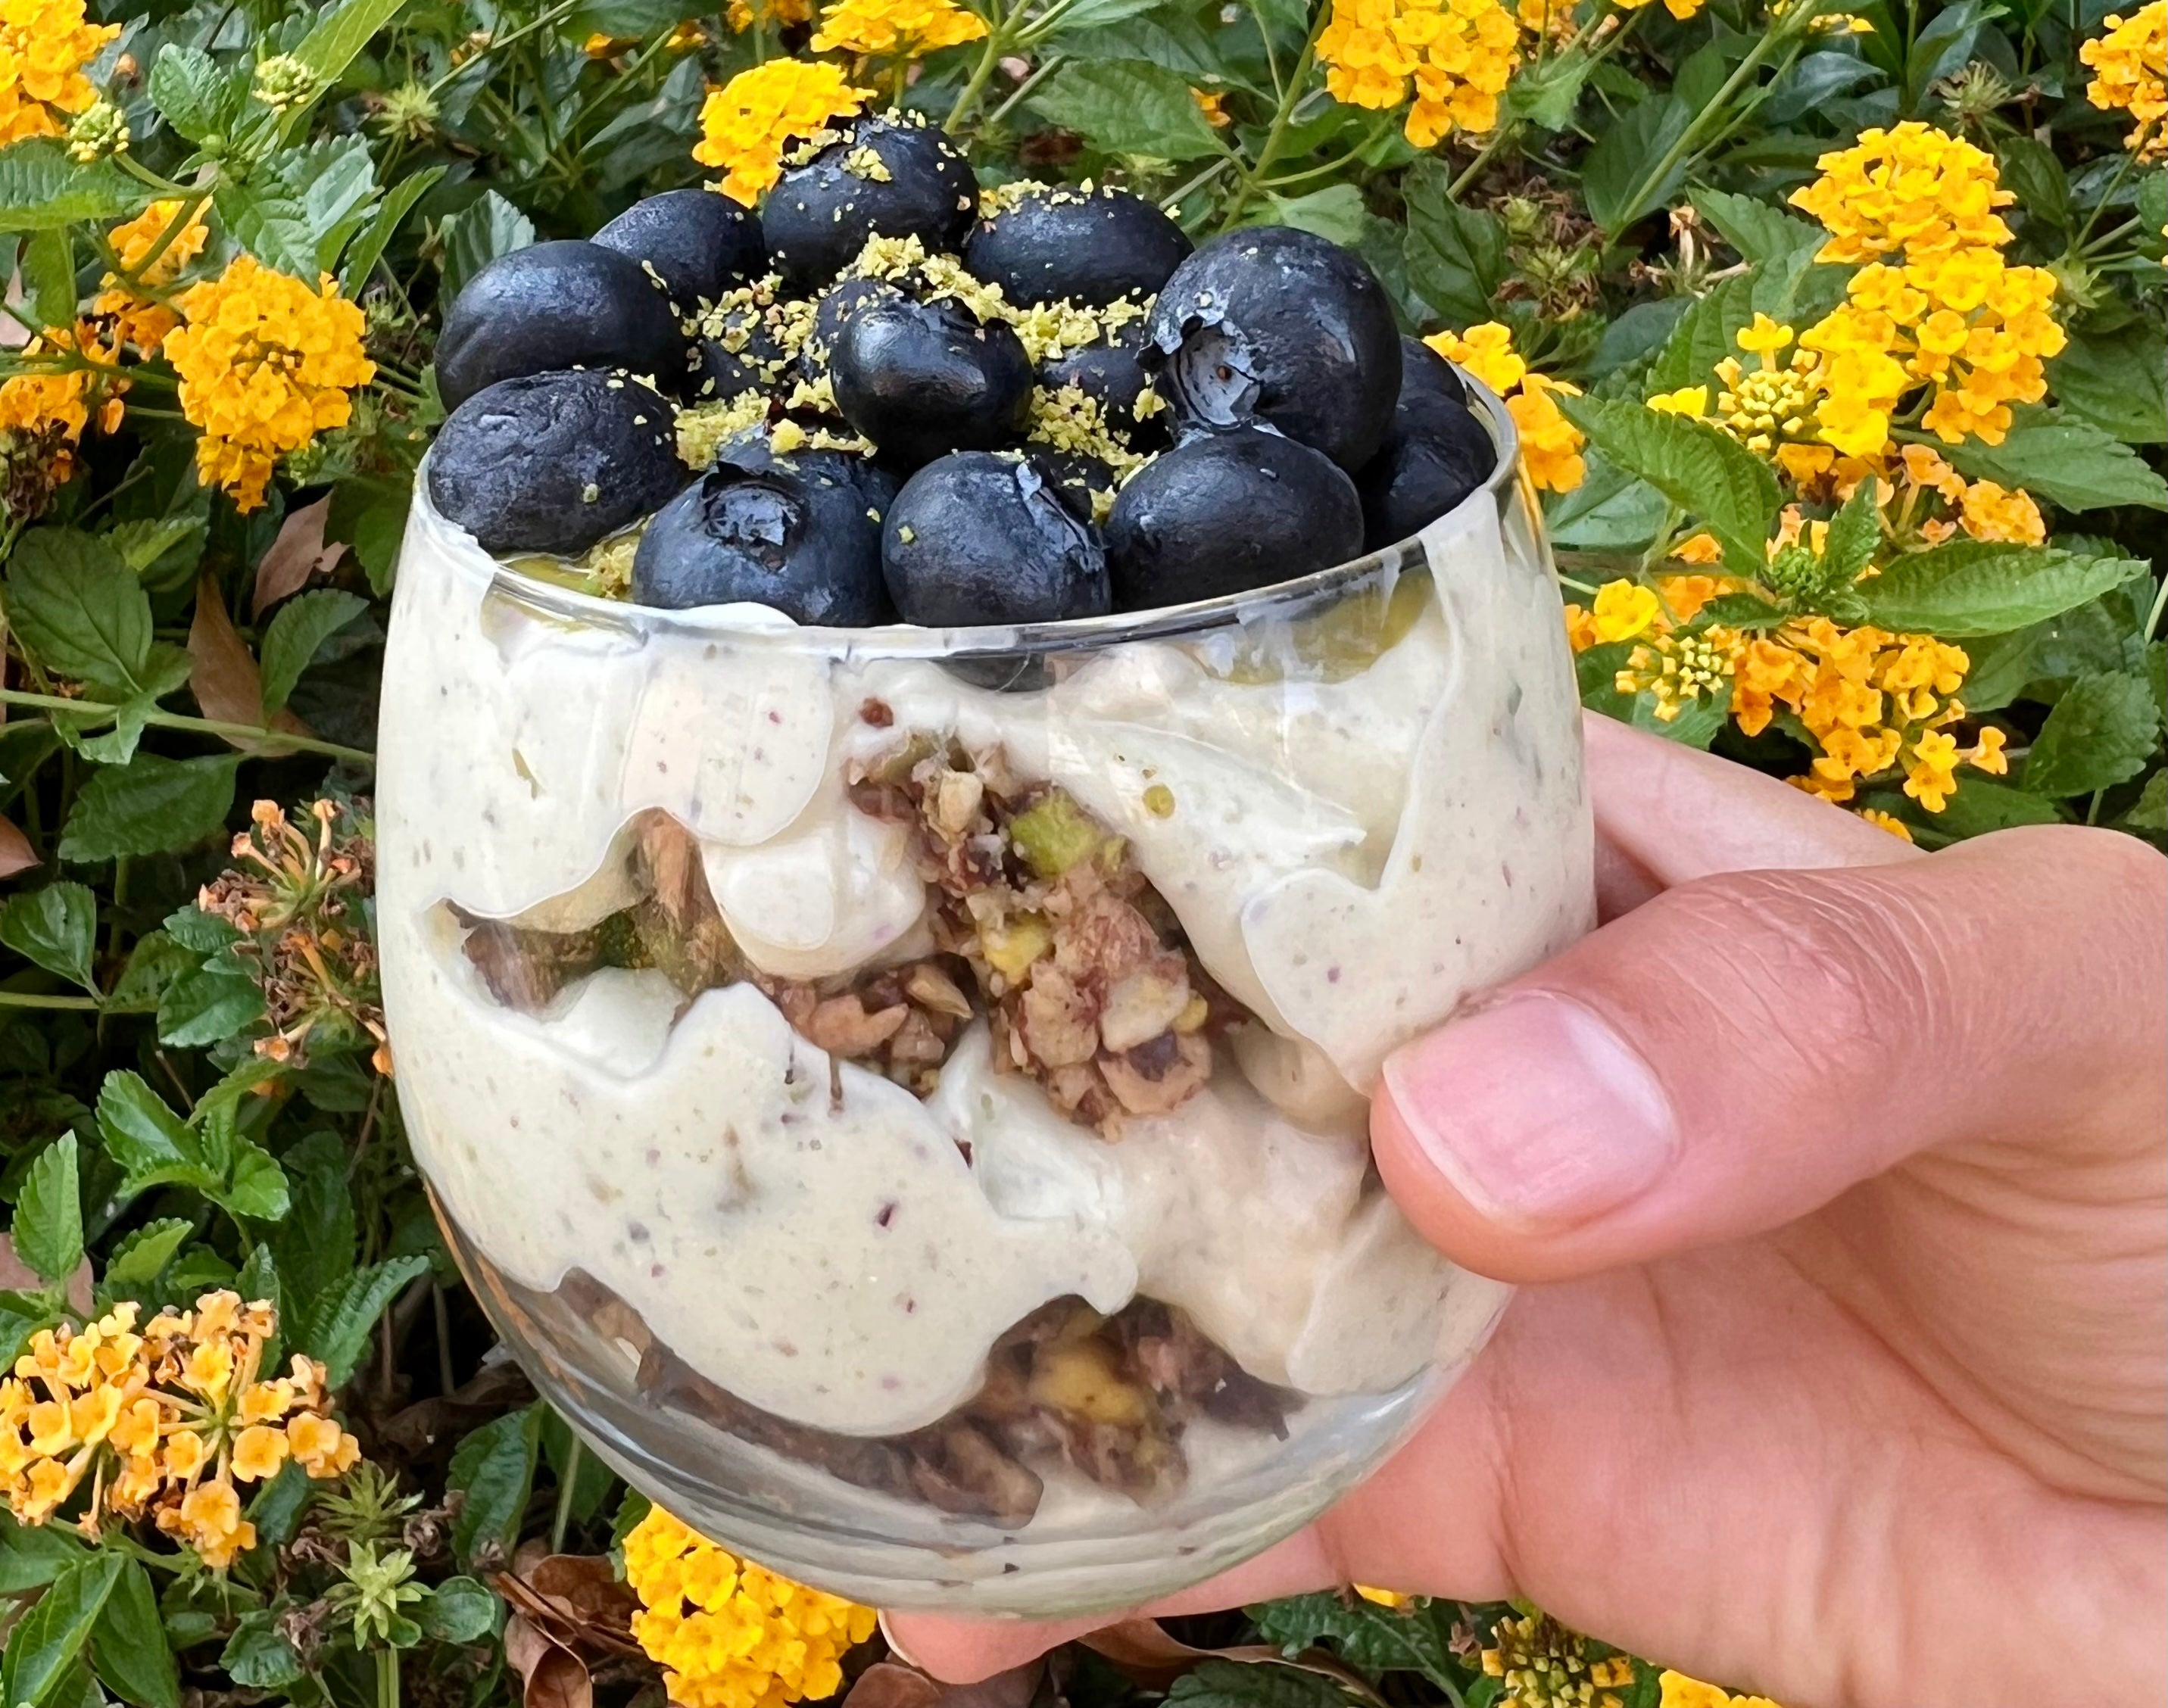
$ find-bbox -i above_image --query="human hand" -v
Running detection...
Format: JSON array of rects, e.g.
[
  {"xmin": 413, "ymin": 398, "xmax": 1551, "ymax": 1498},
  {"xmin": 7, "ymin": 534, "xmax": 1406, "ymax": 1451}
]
[{"xmin": 889, "ymin": 714, "xmax": 2168, "ymax": 1708}]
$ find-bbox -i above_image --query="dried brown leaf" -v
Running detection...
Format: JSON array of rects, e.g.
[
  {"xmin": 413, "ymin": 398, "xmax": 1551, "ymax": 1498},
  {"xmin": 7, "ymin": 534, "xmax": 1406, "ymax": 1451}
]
[
  {"xmin": 1080, "ymin": 1620, "xmax": 1385, "ymax": 1703},
  {"xmin": 188, "ymin": 575, "xmax": 310, "ymax": 746},
  {"xmin": 844, "ymin": 1662, "xmax": 946, "ymax": 1708},
  {"xmin": 0, "ymin": 816, "xmax": 38, "ymax": 880},
  {"xmin": 252, "ymin": 496, "xmax": 348, "ymax": 616},
  {"xmin": 505, "ymin": 1615, "xmax": 595, "ymax": 1708}
]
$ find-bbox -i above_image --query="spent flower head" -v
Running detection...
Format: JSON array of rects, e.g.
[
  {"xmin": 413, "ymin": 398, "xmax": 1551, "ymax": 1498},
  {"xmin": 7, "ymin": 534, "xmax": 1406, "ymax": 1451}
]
[{"xmin": 252, "ymin": 51, "xmax": 323, "ymax": 111}]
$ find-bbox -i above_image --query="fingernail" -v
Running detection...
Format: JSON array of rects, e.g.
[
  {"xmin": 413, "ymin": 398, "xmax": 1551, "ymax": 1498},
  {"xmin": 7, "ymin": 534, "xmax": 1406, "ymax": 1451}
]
[
  {"xmin": 1381, "ymin": 993, "xmax": 1677, "ymax": 1228},
  {"xmin": 878, "ymin": 1612, "xmax": 922, "ymax": 1670}
]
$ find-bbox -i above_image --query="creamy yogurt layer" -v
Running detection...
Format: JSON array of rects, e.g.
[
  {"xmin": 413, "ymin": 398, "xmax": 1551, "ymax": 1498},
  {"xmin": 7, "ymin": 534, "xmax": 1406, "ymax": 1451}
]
[{"xmin": 376, "ymin": 474, "xmax": 1591, "ymax": 1451}]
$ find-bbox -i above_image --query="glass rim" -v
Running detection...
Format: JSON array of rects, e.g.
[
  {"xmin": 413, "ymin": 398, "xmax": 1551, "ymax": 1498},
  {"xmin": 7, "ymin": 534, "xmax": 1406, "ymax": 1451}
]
[{"xmin": 441, "ymin": 372, "xmax": 1525, "ymax": 659}]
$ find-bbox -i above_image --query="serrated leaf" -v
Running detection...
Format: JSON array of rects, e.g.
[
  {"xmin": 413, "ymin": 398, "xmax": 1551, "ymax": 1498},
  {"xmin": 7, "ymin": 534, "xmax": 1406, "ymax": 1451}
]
[
  {"xmin": 1558, "ymin": 396, "xmax": 1780, "ymax": 572},
  {"xmin": 293, "ymin": 0, "xmax": 416, "ymax": 86},
  {"xmin": 96, "ymin": 1071, "xmax": 218, "ymax": 1189},
  {"xmin": 1645, "ymin": 273, "xmax": 1755, "ymax": 392},
  {"xmin": 259, "ymin": 589, "xmax": 370, "ymax": 717},
  {"xmin": 0, "ymin": 882, "xmax": 98, "ymax": 993},
  {"xmin": 1961, "ymin": 593, "xmax": 2146, "ymax": 712},
  {"xmin": 1582, "ymin": 94, "xmax": 1689, "ymax": 233},
  {"xmin": 1249, "ymin": 1593, "xmax": 1461, "ymax": 1687},
  {"xmin": 148, "ymin": 45, "xmax": 245, "ymax": 145},
  {"xmin": 1026, "ymin": 60, "xmax": 1226, "ymax": 161},
  {"xmin": 0, "ymin": 1523, "xmax": 86, "ymax": 1595},
  {"xmin": 1402, "ymin": 161, "xmax": 1506, "ymax": 326},
  {"xmin": 0, "ymin": 141, "xmax": 139, "ymax": 231},
  {"xmin": 415, "ymin": 1576, "xmax": 501, "ymax": 1643},
  {"xmin": 1994, "ymin": 134, "xmax": 2069, "ymax": 232},
  {"xmin": 448, "ymin": 1404, "xmax": 540, "ymax": 1563},
  {"xmin": 441, "ymin": 190, "xmax": 536, "ymax": 298},
  {"xmin": 103, "ymin": 1218, "xmax": 195, "ymax": 1286},
  {"xmin": 13, "ymin": 1135, "xmax": 83, "ymax": 1283},
  {"xmin": 2121, "ymin": 770, "xmax": 2166, "ymax": 832},
  {"xmin": 89, "ymin": 1557, "xmax": 180, "ymax": 1708},
  {"xmin": 157, "ymin": 962, "xmax": 264, "ymax": 1047},
  {"xmin": 1165, "ymin": 1660, "xmax": 1359, "ymax": 1708},
  {"xmin": 300, "ymin": 1255, "xmax": 427, "ymax": 1385},
  {"xmin": 5, "ymin": 528, "xmax": 153, "ymax": 695},
  {"xmin": 1, "ymin": 1553, "xmax": 123, "ymax": 1708},
  {"xmin": 1820, "ymin": 479, "xmax": 1882, "ymax": 585},
  {"xmin": 1505, "ymin": 45, "xmax": 1593, "ymax": 129},
  {"xmin": 2023, "ymin": 671, "xmax": 2161, "ymax": 797},
  {"xmin": 1689, "ymin": 186, "xmax": 1823, "ymax": 263},
  {"xmin": 269, "ymin": 1131, "xmax": 357, "ymax": 1304},
  {"xmin": 218, "ymin": 1614, "xmax": 303, "ymax": 1691},
  {"xmin": 2050, "ymin": 323, "xmax": 2168, "ymax": 445},
  {"xmin": 1545, "ymin": 453, "xmax": 1667, "ymax": 548},
  {"xmin": 1942, "ymin": 411, "xmax": 2168, "ymax": 512},
  {"xmin": 1041, "ymin": 0, "xmax": 1171, "ymax": 27},
  {"xmin": 1854, "ymin": 541, "xmax": 2145, "ymax": 636},
  {"xmin": 105, "ymin": 517, "xmax": 207, "ymax": 585},
  {"xmin": 217, "ymin": 1139, "xmax": 291, "ymax": 1223},
  {"xmin": 1265, "ymin": 185, "xmax": 1368, "ymax": 246},
  {"xmin": 58, "ymin": 753, "xmax": 239, "ymax": 864},
  {"xmin": 213, "ymin": 177, "xmax": 313, "ymax": 279}
]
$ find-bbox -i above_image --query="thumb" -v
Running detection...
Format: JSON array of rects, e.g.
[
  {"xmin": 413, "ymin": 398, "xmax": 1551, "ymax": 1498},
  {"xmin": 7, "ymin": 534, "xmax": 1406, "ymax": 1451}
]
[{"xmin": 1373, "ymin": 823, "xmax": 2167, "ymax": 1283}]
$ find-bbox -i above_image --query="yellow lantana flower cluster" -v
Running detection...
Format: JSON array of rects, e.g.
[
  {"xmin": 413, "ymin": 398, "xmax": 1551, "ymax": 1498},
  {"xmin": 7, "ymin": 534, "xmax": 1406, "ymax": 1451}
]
[
  {"xmin": 622, "ymin": 1507, "xmax": 878, "ymax": 1708},
  {"xmin": 1317, "ymin": 0, "xmax": 1523, "ymax": 148},
  {"xmin": 1658, "ymin": 1672, "xmax": 1786, "ymax": 1708},
  {"xmin": 1788, "ymin": 123, "xmax": 2063, "ymax": 453},
  {"xmin": 810, "ymin": 0, "xmax": 987, "ymax": 58},
  {"xmin": 1480, "ymin": 1612, "xmax": 1635, "ymax": 1708},
  {"xmin": 94, "ymin": 198, "xmax": 214, "ymax": 354},
  {"xmin": 0, "ymin": 0, "xmax": 118, "ymax": 145},
  {"xmin": 0, "ymin": 319, "xmax": 126, "ymax": 482},
  {"xmin": 1891, "ymin": 444, "xmax": 2044, "ymax": 546},
  {"xmin": 694, "ymin": 60, "xmax": 872, "ymax": 204},
  {"xmin": 1424, "ymin": 321, "xmax": 1586, "ymax": 491},
  {"xmin": 2080, "ymin": 8, "xmax": 2166, "ymax": 160},
  {"xmin": 727, "ymin": 0, "xmax": 814, "ymax": 31},
  {"xmin": 2, "ymin": 1291, "xmax": 361, "ymax": 1570},
  {"xmin": 164, "ymin": 255, "xmax": 376, "ymax": 513}
]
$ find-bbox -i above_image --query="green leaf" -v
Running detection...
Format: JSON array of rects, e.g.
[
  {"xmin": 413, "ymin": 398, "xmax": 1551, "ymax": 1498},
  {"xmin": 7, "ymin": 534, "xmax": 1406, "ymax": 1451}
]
[
  {"xmin": 1545, "ymin": 453, "xmax": 1667, "ymax": 549},
  {"xmin": 328, "ymin": 475, "xmax": 412, "ymax": 597},
  {"xmin": 269, "ymin": 1132, "xmax": 357, "ymax": 1304},
  {"xmin": 1582, "ymin": 95, "xmax": 1689, "ymax": 233},
  {"xmin": 448, "ymin": 1405, "xmax": 541, "ymax": 1564},
  {"xmin": 293, "ymin": 0, "xmax": 418, "ymax": 86},
  {"xmin": 259, "ymin": 589, "xmax": 370, "ymax": 717},
  {"xmin": 1165, "ymin": 1660, "xmax": 1359, "ymax": 1708},
  {"xmin": 218, "ymin": 1613, "xmax": 303, "ymax": 1691},
  {"xmin": 1941, "ymin": 411, "xmax": 2168, "ymax": 512},
  {"xmin": 1994, "ymin": 135, "xmax": 2069, "ymax": 232},
  {"xmin": 148, "ymin": 45, "xmax": 245, "ymax": 145},
  {"xmin": 102, "ymin": 1219, "xmax": 195, "ymax": 1287},
  {"xmin": 1558, "ymin": 396, "xmax": 1780, "ymax": 574},
  {"xmin": 5, "ymin": 528, "xmax": 153, "ymax": 695},
  {"xmin": 2023, "ymin": 671, "xmax": 2162, "ymax": 797},
  {"xmin": 13, "ymin": 1136, "xmax": 83, "ymax": 1283},
  {"xmin": 441, "ymin": 190, "xmax": 537, "ymax": 299},
  {"xmin": 58, "ymin": 754, "xmax": 239, "ymax": 864},
  {"xmin": 89, "ymin": 1558, "xmax": 180, "ymax": 1708},
  {"xmin": 1820, "ymin": 479, "xmax": 1882, "ymax": 586},
  {"xmin": 2121, "ymin": 770, "xmax": 2166, "ymax": 832},
  {"xmin": 1854, "ymin": 541, "xmax": 2146, "ymax": 637},
  {"xmin": 301, "ymin": 1255, "xmax": 428, "ymax": 1387},
  {"xmin": 0, "ymin": 1522, "xmax": 86, "ymax": 1595},
  {"xmin": 1504, "ymin": 45, "xmax": 1593, "ymax": 130},
  {"xmin": 0, "ymin": 1551, "xmax": 123, "ymax": 1708},
  {"xmin": 1026, "ymin": 61, "xmax": 1226, "ymax": 161},
  {"xmin": 23, "ymin": 228, "xmax": 74, "ymax": 330},
  {"xmin": 0, "ymin": 882, "xmax": 98, "ymax": 993},
  {"xmin": 1961, "ymin": 592, "xmax": 2147, "ymax": 712},
  {"xmin": 1645, "ymin": 273, "xmax": 1755, "ymax": 393},
  {"xmin": 1041, "ymin": 0, "xmax": 1173, "ymax": 28},
  {"xmin": 216, "ymin": 1139, "xmax": 291, "ymax": 1223},
  {"xmin": 1265, "ymin": 185, "xmax": 1368, "ymax": 247},
  {"xmin": 0, "ymin": 141, "xmax": 139, "ymax": 232},
  {"xmin": 339, "ymin": 164, "xmax": 445, "ymax": 291},
  {"xmin": 245, "ymin": 1458, "xmax": 317, "ymax": 1551},
  {"xmin": 95, "ymin": 1071, "xmax": 213, "ymax": 1185},
  {"xmin": 415, "ymin": 1577, "xmax": 501, "ymax": 1644},
  {"xmin": 1402, "ymin": 162, "xmax": 1506, "ymax": 326},
  {"xmin": 2051, "ymin": 323, "xmax": 2168, "ymax": 445},
  {"xmin": 103, "ymin": 931, "xmax": 195, "ymax": 1015},
  {"xmin": 1689, "ymin": 186, "xmax": 1823, "ymax": 263},
  {"xmin": 157, "ymin": 962, "xmax": 264, "ymax": 1048},
  {"xmin": 1249, "ymin": 1594, "xmax": 1461, "ymax": 1688},
  {"xmin": 212, "ymin": 178, "xmax": 313, "ymax": 280},
  {"xmin": 105, "ymin": 518, "xmax": 207, "ymax": 590}
]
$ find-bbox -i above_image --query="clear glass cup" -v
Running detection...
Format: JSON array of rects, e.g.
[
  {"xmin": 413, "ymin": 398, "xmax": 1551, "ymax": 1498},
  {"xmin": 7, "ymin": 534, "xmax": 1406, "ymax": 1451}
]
[{"xmin": 376, "ymin": 382, "xmax": 1594, "ymax": 1614}]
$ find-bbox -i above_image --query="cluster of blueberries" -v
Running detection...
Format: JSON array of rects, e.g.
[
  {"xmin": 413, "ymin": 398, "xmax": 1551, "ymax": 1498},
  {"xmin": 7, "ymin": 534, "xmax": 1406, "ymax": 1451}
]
[{"xmin": 424, "ymin": 114, "xmax": 1501, "ymax": 628}]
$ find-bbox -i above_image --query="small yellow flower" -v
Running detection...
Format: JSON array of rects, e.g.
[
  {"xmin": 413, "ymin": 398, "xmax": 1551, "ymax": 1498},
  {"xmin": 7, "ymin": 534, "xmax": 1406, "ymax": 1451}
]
[
  {"xmin": 727, "ymin": 0, "xmax": 814, "ymax": 30},
  {"xmin": 1956, "ymin": 478, "xmax": 2044, "ymax": 544},
  {"xmin": 2081, "ymin": 9, "xmax": 2166, "ymax": 160},
  {"xmin": 1318, "ymin": 0, "xmax": 1523, "ymax": 148},
  {"xmin": 0, "ymin": 319, "xmax": 129, "ymax": 480},
  {"xmin": 1425, "ymin": 324, "xmax": 1585, "ymax": 492},
  {"xmin": 1647, "ymin": 385, "xmax": 1708, "ymax": 416},
  {"xmin": 693, "ymin": 59, "xmax": 872, "ymax": 204},
  {"xmin": 1425, "ymin": 322, "xmax": 1525, "ymax": 393},
  {"xmin": 232, "ymin": 1424, "xmax": 291, "ymax": 1482},
  {"xmin": 810, "ymin": 0, "xmax": 988, "ymax": 57},
  {"xmin": 1658, "ymin": 1672, "xmax": 1786, "ymax": 1708},
  {"xmin": 0, "ymin": 0, "xmax": 119, "ymax": 145},
  {"xmin": 163, "ymin": 257, "xmax": 376, "ymax": 513},
  {"xmin": 1191, "ymin": 86, "xmax": 1231, "ymax": 126},
  {"xmin": 1591, "ymin": 579, "xmax": 1661, "ymax": 643},
  {"xmin": 1352, "ymin": 1584, "xmax": 1416, "ymax": 1607},
  {"xmin": 625, "ymin": 1507, "xmax": 878, "ymax": 1708}
]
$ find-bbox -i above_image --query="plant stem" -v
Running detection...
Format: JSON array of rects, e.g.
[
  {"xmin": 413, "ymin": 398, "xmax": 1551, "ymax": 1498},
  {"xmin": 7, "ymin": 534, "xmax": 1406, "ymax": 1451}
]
[
  {"xmin": 551, "ymin": 1438, "xmax": 585, "ymax": 1553},
  {"xmin": 0, "ymin": 992, "xmax": 102, "ymax": 1011},
  {"xmin": 376, "ymin": 1647, "xmax": 399, "ymax": 1708},
  {"xmin": 984, "ymin": 53, "xmax": 1062, "ymax": 126},
  {"xmin": 0, "ymin": 690, "xmax": 376, "ymax": 765},
  {"xmin": 432, "ymin": 0, "xmax": 582, "ymax": 98},
  {"xmin": 945, "ymin": 0, "xmax": 1012, "ymax": 131},
  {"xmin": 1161, "ymin": 156, "xmax": 1233, "ymax": 214},
  {"xmin": 1218, "ymin": 4, "xmax": 1331, "ymax": 231},
  {"xmin": 1448, "ymin": 120, "xmax": 1520, "ymax": 198}
]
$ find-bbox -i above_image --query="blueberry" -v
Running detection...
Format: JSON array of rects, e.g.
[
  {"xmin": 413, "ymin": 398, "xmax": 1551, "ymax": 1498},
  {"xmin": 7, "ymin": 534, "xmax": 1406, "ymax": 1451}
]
[
  {"xmin": 687, "ymin": 338, "xmax": 775, "ymax": 404},
  {"xmin": 428, "ymin": 369, "xmax": 683, "ymax": 558},
  {"xmin": 762, "ymin": 116, "xmax": 977, "ymax": 290},
  {"xmin": 1397, "ymin": 335, "xmax": 1468, "ymax": 412},
  {"xmin": 434, "ymin": 241, "xmax": 685, "ymax": 411},
  {"xmin": 1039, "ymin": 319, "xmax": 1166, "ymax": 447},
  {"xmin": 1354, "ymin": 388, "xmax": 1496, "ymax": 550},
  {"xmin": 1030, "ymin": 446, "xmax": 1117, "ymax": 521},
  {"xmin": 829, "ymin": 294, "xmax": 1033, "ymax": 468},
  {"xmin": 883, "ymin": 452, "xmax": 1110, "ymax": 625},
  {"xmin": 1105, "ymin": 427, "xmax": 1364, "ymax": 609},
  {"xmin": 797, "ymin": 277, "xmax": 906, "ymax": 390},
  {"xmin": 963, "ymin": 184, "xmax": 1192, "ymax": 307},
  {"xmin": 632, "ymin": 438, "xmax": 887, "ymax": 624},
  {"xmin": 1143, "ymin": 226, "xmax": 1400, "ymax": 472},
  {"xmin": 593, "ymin": 189, "xmax": 766, "ymax": 313}
]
